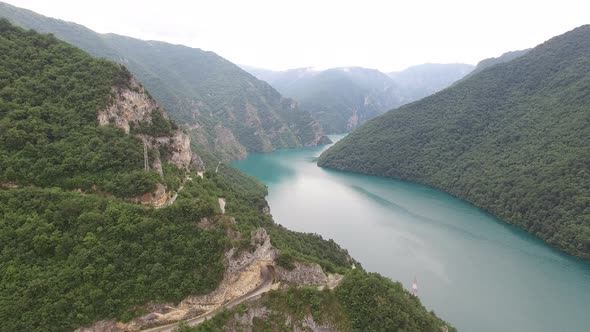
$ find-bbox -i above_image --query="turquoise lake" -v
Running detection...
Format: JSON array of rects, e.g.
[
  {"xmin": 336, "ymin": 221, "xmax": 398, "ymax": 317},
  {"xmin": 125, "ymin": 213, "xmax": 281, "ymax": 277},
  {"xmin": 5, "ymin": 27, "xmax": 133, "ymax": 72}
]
[{"xmin": 232, "ymin": 135, "xmax": 590, "ymax": 332}]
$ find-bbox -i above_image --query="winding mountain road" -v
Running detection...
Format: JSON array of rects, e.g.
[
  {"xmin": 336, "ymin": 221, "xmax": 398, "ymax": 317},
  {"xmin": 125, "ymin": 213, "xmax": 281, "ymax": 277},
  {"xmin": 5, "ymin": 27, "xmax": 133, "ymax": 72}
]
[{"xmin": 141, "ymin": 266, "xmax": 273, "ymax": 332}]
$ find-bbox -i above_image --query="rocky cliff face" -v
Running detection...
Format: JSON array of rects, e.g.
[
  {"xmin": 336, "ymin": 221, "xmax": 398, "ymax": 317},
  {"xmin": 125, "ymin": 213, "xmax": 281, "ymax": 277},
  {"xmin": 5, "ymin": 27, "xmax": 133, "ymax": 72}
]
[
  {"xmin": 223, "ymin": 307, "xmax": 337, "ymax": 332},
  {"xmin": 98, "ymin": 76, "xmax": 200, "ymax": 206},
  {"xmin": 275, "ymin": 262, "xmax": 343, "ymax": 289},
  {"xmin": 98, "ymin": 77, "xmax": 157, "ymax": 134},
  {"xmin": 303, "ymin": 118, "xmax": 334, "ymax": 146},
  {"xmin": 187, "ymin": 95, "xmax": 330, "ymax": 161},
  {"xmin": 126, "ymin": 183, "xmax": 170, "ymax": 208},
  {"xmin": 99, "ymin": 77, "xmax": 194, "ymax": 170}
]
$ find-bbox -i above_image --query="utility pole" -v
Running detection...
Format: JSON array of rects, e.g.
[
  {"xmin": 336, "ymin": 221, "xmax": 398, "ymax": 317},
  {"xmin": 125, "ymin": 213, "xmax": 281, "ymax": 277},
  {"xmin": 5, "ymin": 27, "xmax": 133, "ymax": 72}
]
[{"xmin": 144, "ymin": 143, "xmax": 149, "ymax": 172}]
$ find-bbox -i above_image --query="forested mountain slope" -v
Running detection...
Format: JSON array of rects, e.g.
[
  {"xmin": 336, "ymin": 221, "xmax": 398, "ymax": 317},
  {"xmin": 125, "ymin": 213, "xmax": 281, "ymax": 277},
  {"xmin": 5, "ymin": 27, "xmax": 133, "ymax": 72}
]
[
  {"xmin": 0, "ymin": 20, "xmax": 454, "ymax": 332},
  {"xmin": 0, "ymin": 2, "xmax": 329, "ymax": 160},
  {"xmin": 0, "ymin": 19, "xmax": 221, "ymax": 330},
  {"xmin": 319, "ymin": 25, "xmax": 590, "ymax": 260}
]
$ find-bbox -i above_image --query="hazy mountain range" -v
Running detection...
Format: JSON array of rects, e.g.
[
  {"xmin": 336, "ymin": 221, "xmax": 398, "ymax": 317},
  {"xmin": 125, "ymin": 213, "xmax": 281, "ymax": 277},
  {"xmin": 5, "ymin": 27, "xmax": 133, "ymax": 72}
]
[
  {"xmin": 388, "ymin": 63, "xmax": 475, "ymax": 101},
  {"xmin": 244, "ymin": 63, "xmax": 474, "ymax": 133}
]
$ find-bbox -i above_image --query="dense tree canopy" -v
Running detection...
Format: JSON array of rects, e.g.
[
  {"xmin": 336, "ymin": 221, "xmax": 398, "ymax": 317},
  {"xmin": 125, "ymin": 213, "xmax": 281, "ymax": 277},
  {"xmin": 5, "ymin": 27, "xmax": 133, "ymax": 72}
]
[
  {"xmin": 0, "ymin": 19, "xmax": 164, "ymax": 197},
  {"xmin": 319, "ymin": 25, "xmax": 590, "ymax": 260},
  {"xmin": 335, "ymin": 270, "xmax": 454, "ymax": 332},
  {"xmin": 0, "ymin": 186, "xmax": 225, "ymax": 331}
]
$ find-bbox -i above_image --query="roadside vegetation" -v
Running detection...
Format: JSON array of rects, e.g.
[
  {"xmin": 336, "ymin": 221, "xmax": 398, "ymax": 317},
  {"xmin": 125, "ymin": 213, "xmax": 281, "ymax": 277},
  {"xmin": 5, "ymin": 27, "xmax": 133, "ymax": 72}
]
[{"xmin": 178, "ymin": 270, "xmax": 455, "ymax": 332}]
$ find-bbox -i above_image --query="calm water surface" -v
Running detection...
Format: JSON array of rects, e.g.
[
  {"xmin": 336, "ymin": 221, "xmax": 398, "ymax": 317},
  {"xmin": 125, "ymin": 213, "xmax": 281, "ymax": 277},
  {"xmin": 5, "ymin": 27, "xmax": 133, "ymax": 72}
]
[{"xmin": 232, "ymin": 135, "xmax": 590, "ymax": 332}]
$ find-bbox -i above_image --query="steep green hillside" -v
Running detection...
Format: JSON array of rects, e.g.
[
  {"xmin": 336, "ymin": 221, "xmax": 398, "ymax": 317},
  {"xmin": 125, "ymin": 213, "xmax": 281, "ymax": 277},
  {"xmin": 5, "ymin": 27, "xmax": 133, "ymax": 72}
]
[
  {"xmin": 0, "ymin": 2, "xmax": 329, "ymax": 160},
  {"xmin": 319, "ymin": 25, "xmax": 590, "ymax": 260},
  {"xmin": 0, "ymin": 19, "xmax": 220, "ymax": 330},
  {"xmin": 0, "ymin": 20, "xmax": 452, "ymax": 331},
  {"xmin": 388, "ymin": 63, "xmax": 474, "ymax": 102}
]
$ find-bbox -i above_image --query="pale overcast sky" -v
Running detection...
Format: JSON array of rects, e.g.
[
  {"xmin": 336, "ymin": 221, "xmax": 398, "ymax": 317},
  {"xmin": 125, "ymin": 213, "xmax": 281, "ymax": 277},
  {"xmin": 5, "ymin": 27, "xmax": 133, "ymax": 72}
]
[{"xmin": 4, "ymin": 0, "xmax": 590, "ymax": 71}]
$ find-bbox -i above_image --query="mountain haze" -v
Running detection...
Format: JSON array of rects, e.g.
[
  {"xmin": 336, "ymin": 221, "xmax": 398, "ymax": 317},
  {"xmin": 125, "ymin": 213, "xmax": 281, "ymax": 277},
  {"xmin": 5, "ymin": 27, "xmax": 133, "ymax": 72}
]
[
  {"xmin": 388, "ymin": 63, "xmax": 474, "ymax": 102},
  {"xmin": 465, "ymin": 48, "xmax": 531, "ymax": 78},
  {"xmin": 245, "ymin": 64, "xmax": 472, "ymax": 133},
  {"xmin": 275, "ymin": 67, "xmax": 403, "ymax": 133},
  {"xmin": 319, "ymin": 25, "xmax": 590, "ymax": 260},
  {"xmin": 0, "ymin": 2, "xmax": 330, "ymax": 160}
]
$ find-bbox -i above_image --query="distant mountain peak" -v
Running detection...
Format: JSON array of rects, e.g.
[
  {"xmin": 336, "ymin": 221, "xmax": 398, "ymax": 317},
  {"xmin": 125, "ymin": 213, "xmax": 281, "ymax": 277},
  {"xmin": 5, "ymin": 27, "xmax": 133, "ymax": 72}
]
[
  {"xmin": 243, "ymin": 63, "xmax": 472, "ymax": 134},
  {"xmin": 466, "ymin": 48, "xmax": 531, "ymax": 77}
]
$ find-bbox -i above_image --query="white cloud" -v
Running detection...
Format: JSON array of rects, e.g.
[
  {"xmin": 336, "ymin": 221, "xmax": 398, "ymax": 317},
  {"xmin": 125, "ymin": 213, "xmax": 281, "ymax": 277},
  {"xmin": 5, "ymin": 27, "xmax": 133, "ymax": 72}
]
[{"xmin": 4, "ymin": 0, "xmax": 590, "ymax": 71}]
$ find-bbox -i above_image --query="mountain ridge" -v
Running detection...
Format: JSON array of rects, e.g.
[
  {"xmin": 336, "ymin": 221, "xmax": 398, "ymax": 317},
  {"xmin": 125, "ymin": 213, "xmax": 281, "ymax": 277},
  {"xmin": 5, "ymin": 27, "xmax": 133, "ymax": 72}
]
[
  {"xmin": 464, "ymin": 48, "xmax": 531, "ymax": 78},
  {"xmin": 0, "ymin": 1, "xmax": 330, "ymax": 160},
  {"xmin": 245, "ymin": 63, "xmax": 473, "ymax": 133}
]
